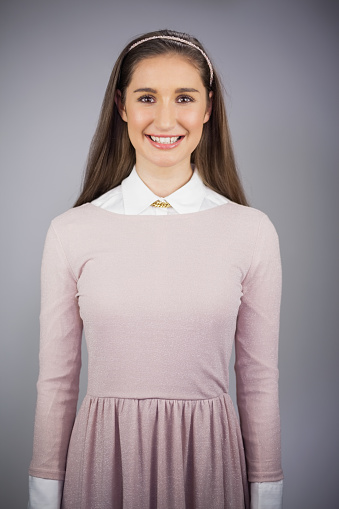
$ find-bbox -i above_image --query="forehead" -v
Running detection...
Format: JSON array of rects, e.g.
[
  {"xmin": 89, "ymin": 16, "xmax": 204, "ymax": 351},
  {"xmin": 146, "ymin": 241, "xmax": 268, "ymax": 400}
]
[{"xmin": 129, "ymin": 54, "xmax": 204, "ymax": 89}]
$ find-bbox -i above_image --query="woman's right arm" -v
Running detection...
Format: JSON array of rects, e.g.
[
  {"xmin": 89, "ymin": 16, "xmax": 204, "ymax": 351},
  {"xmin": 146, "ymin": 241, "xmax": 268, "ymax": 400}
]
[{"xmin": 28, "ymin": 221, "xmax": 83, "ymax": 506}]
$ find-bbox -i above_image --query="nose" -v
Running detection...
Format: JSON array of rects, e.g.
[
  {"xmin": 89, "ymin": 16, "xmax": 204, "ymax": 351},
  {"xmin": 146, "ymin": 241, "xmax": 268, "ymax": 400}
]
[{"xmin": 154, "ymin": 102, "xmax": 176, "ymax": 132}]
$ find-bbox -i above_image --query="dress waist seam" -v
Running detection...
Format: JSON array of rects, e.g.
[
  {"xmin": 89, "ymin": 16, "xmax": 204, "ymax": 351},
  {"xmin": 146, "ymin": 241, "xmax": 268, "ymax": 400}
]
[{"xmin": 85, "ymin": 391, "xmax": 229, "ymax": 402}]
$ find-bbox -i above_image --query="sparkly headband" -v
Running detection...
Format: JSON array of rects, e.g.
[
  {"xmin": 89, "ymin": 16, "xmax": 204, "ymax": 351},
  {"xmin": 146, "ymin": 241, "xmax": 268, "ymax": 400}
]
[{"xmin": 128, "ymin": 35, "xmax": 214, "ymax": 87}]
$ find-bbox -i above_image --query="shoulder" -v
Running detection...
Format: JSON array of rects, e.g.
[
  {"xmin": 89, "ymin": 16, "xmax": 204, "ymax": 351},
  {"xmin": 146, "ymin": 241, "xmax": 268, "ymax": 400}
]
[
  {"xmin": 44, "ymin": 204, "xmax": 106, "ymax": 262},
  {"xmin": 222, "ymin": 203, "xmax": 281, "ymax": 277},
  {"xmin": 226, "ymin": 200, "xmax": 276, "ymax": 228},
  {"xmin": 221, "ymin": 201, "xmax": 280, "ymax": 248},
  {"xmin": 50, "ymin": 204, "xmax": 93, "ymax": 230},
  {"xmin": 48, "ymin": 204, "xmax": 105, "ymax": 246}
]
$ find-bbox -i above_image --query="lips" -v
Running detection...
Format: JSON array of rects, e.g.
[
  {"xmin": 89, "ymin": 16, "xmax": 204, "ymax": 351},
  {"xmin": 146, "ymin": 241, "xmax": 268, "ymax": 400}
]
[
  {"xmin": 149, "ymin": 135, "xmax": 181, "ymax": 144},
  {"xmin": 145, "ymin": 134, "xmax": 185, "ymax": 149}
]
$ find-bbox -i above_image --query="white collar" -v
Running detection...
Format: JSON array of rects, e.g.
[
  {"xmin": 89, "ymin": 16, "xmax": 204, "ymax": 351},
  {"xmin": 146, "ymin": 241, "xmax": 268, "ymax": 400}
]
[{"xmin": 121, "ymin": 165, "xmax": 208, "ymax": 214}]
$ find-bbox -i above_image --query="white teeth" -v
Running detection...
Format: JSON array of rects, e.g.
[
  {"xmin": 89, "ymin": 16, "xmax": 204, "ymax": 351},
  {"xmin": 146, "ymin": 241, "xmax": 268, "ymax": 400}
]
[{"xmin": 150, "ymin": 136, "xmax": 181, "ymax": 144}]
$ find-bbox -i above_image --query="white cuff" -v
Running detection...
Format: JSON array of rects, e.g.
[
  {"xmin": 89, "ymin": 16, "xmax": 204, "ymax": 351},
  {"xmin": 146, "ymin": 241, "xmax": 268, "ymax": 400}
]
[
  {"xmin": 28, "ymin": 476, "xmax": 64, "ymax": 509},
  {"xmin": 250, "ymin": 480, "xmax": 283, "ymax": 509}
]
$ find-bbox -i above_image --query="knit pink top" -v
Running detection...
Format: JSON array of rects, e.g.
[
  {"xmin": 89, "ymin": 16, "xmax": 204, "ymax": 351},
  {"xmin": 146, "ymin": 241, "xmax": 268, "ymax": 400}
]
[{"xmin": 29, "ymin": 200, "xmax": 283, "ymax": 509}]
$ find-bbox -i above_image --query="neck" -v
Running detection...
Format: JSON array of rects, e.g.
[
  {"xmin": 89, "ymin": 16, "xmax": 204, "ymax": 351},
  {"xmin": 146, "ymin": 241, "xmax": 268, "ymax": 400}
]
[{"xmin": 135, "ymin": 160, "xmax": 194, "ymax": 197}]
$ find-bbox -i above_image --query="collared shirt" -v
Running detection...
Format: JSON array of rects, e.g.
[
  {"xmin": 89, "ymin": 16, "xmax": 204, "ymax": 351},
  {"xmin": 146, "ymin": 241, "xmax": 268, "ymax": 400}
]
[{"xmin": 91, "ymin": 164, "xmax": 228, "ymax": 215}]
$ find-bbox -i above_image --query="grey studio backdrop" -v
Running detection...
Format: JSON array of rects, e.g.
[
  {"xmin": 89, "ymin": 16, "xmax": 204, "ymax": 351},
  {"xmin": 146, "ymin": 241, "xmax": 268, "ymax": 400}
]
[{"xmin": 0, "ymin": 0, "xmax": 338, "ymax": 507}]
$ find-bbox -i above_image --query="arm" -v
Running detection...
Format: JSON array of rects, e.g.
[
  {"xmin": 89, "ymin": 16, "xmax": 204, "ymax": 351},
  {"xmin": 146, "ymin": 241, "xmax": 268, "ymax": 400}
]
[
  {"xmin": 28, "ymin": 222, "xmax": 83, "ymax": 500},
  {"xmin": 235, "ymin": 214, "xmax": 283, "ymax": 489}
]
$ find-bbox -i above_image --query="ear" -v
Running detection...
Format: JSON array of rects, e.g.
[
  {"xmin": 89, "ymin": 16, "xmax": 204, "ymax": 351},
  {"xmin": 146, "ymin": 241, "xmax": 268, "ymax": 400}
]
[
  {"xmin": 203, "ymin": 91, "xmax": 213, "ymax": 124},
  {"xmin": 115, "ymin": 90, "xmax": 128, "ymax": 122}
]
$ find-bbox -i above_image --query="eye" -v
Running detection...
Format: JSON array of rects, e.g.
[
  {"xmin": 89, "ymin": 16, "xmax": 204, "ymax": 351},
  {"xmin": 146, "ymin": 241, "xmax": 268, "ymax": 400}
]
[
  {"xmin": 137, "ymin": 95, "xmax": 155, "ymax": 103},
  {"xmin": 177, "ymin": 95, "xmax": 195, "ymax": 103}
]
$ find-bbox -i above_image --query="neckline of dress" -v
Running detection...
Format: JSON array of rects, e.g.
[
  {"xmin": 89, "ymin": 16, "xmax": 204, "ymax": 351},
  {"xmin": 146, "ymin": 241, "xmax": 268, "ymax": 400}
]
[{"xmin": 84, "ymin": 201, "xmax": 231, "ymax": 221}]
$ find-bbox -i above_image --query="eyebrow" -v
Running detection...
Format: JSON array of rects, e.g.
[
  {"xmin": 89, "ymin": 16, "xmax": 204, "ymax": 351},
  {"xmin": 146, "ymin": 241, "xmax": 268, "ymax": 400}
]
[{"xmin": 133, "ymin": 87, "xmax": 200, "ymax": 94}]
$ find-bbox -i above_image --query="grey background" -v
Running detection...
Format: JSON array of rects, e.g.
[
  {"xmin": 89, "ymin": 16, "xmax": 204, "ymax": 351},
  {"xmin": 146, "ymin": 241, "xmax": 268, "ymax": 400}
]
[{"xmin": 1, "ymin": 0, "xmax": 338, "ymax": 507}]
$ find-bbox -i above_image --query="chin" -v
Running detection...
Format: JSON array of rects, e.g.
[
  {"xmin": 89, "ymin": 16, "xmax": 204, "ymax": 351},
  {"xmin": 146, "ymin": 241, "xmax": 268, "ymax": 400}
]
[
  {"xmin": 146, "ymin": 156, "xmax": 185, "ymax": 168},
  {"xmin": 154, "ymin": 159, "xmax": 180, "ymax": 167}
]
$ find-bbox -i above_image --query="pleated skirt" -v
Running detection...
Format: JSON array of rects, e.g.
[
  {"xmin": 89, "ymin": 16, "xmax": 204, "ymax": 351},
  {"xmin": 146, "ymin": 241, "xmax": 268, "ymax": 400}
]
[{"xmin": 61, "ymin": 392, "xmax": 249, "ymax": 509}]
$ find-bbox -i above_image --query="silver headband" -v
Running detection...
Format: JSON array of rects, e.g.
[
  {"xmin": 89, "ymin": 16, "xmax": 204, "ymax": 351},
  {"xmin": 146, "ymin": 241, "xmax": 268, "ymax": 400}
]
[{"xmin": 128, "ymin": 35, "xmax": 213, "ymax": 87}]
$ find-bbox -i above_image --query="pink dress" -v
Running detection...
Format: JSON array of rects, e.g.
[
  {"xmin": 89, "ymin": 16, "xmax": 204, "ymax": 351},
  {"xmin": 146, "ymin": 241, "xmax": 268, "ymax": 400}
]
[{"xmin": 29, "ymin": 201, "xmax": 283, "ymax": 509}]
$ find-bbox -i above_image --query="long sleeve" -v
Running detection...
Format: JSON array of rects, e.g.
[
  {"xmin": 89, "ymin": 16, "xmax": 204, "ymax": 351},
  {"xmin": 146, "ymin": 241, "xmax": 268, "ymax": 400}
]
[
  {"xmin": 235, "ymin": 213, "xmax": 283, "ymax": 483},
  {"xmin": 29, "ymin": 222, "xmax": 83, "ymax": 480}
]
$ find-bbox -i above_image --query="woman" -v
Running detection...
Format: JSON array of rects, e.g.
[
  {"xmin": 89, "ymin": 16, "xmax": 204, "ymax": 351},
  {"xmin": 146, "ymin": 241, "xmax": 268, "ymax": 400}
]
[{"xmin": 28, "ymin": 29, "xmax": 284, "ymax": 509}]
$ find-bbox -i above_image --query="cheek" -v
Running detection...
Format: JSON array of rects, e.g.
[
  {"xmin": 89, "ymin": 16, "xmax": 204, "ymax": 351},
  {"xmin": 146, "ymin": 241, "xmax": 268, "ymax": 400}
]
[
  {"xmin": 127, "ymin": 107, "xmax": 154, "ymax": 131},
  {"xmin": 178, "ymin": 109, "xmax": 206, "ymax": 133}
]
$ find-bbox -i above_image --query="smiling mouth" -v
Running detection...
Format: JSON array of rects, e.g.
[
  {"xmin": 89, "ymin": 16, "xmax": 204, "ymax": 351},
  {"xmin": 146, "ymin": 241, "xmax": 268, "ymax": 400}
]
[{"xmin": 146, "ymin": 135, "xmax": 184, "ymax": 144}]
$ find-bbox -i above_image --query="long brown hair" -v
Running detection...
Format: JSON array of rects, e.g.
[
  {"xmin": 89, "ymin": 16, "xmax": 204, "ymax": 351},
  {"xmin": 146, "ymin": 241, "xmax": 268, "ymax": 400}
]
[{"xmin": 74, "ymin": 29, "xmax": 248, "ymax": 207}]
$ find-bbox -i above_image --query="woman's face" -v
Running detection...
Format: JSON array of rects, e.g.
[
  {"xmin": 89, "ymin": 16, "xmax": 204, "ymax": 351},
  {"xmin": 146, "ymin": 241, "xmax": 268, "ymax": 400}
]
[{"xmin": 116, "ymin": 54, "xmax": 212, "ymax": 172}]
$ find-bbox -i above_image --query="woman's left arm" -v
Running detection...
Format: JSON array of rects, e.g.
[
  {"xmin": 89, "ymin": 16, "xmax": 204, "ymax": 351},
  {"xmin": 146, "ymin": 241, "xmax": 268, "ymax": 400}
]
[{"xmin": 235, "ymin": 213, "xmax": 284, "ymax": 506}]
